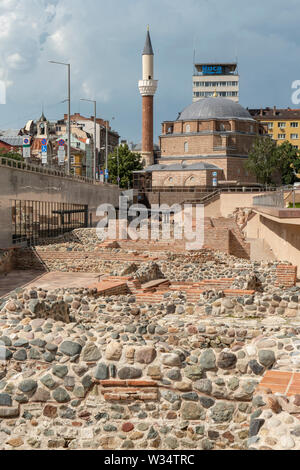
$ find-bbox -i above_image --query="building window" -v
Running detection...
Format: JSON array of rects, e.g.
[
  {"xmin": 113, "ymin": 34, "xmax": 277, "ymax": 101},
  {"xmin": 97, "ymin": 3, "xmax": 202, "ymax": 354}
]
[
  {"xmin": 278, "ymin": 122, "xmax": 286, "ymax": 128},
  {"xmin": 76, "ymin": 142, "xmax": 80, "ymax": 148},
  {"xmin": 169, "ymin": 177, "xmax": 173, "ymax": 183},
  {"xmin": 294, "ymin": 145, "xmax": 299, "ymax": 149},
  {"xmin": 267, "ymin": 123, "xmax": 273, "ymax": 130},
  {"xmin": 250, "ymin": 125, "xmax": 254, "ymax": 133},
  {"xmin": 186, "ymin": 125, "xmax": 191, "ymax": 133},
  {"xmin": 184, "ymin": 142, "xmax": 189, "ymax": 153},
  {"xmin": 291, "ymin": 122, "xmax": 299, "ymax": 128},
  {"xmin": 269, "ymin": 134, "xmax": 273, "ymax": 139},
  {"xmin": 291, "ymin": 134, "xmax": 299, "ymax": 139},
  {"xmin": 278, "ymin": 134, "xmax": 286, "ymax": 139}
]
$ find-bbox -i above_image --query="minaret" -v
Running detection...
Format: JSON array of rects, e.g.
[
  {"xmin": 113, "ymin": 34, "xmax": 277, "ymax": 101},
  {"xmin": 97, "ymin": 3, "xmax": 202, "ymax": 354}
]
[{"xmin": 138, "ymin": 27, "xmax": 158, "ymax": 167}]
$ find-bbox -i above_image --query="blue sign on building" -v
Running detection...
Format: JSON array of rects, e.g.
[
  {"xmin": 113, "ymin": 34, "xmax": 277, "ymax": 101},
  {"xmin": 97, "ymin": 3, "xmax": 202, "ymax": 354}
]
[
  {"xmin": 41, "ymin": 145, "xmax": 47, "ymax": 153},
  {"xmin": 202, "ymin": 65, "xmax": 223, "ymax": 75}
]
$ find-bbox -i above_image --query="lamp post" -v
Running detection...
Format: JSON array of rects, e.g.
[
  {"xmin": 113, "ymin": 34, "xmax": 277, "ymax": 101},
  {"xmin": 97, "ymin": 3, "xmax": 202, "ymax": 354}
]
[
  {"xmin": 80, "ymin": 99, "xmax": 97, "ymax": 182},
  {"xmin": 49, "ymin": 61, "xmax": 71, "ymax": 175}
]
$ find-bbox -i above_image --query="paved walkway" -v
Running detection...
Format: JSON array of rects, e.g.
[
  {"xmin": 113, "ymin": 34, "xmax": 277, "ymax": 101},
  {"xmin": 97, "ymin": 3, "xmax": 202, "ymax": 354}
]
[
  {"xmin": 0, "ymin": 271, "xmax": 102, "ymax": 297},
  {"xmin": 0, "ymin": 270, "xmax": 45, "ymax": 298},
  {"xmin": 24, "ymin": 272, "xmax": 101, "ymax": 291}
]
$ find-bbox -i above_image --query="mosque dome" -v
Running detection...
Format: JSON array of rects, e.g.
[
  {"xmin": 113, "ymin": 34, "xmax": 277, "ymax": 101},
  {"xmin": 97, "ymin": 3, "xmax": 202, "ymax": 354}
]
[{"xmin": 177, "ymin": 97, "xmax": 254, "ymax": 121}]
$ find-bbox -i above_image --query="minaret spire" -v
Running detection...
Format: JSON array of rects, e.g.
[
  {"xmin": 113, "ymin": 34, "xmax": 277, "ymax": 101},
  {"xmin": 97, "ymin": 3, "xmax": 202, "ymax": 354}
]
[{"xmin": 138, "ymin": 27, "xmax": 158, "ymax": 167}]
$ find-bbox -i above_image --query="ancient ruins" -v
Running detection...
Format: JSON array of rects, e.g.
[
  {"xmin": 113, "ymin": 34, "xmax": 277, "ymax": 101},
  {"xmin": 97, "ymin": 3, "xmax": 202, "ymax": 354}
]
[{"xmin": 0, "ymin": 226, "xmax": 300, "ymax": 451}]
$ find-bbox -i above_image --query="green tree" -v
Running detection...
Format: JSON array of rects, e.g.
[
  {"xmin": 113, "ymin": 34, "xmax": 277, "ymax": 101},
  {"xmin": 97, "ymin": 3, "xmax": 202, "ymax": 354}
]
[
  {"xmin": 0, "ymin": 148, "xmax": 23, "ymax": 161},
  {"xmin": 107, "ymin": 144, "xmax": 143, "ymax": 189},
  {"xmin": 276, "ymin": 141, "xmax": 300, "ymax": 186},
  {"xmin": 246, "ymin": 137, "xmax": 278, "ymax": 185}
]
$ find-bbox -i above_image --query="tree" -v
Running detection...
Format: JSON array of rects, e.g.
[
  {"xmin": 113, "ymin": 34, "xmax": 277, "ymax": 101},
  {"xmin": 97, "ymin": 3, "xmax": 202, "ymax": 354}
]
[
  {"xmin": 276, "ymin": 141, "xmax": 300, "ymax": 186},
  {"xmin": 0, "ymin": 148, "xmax": 23, "ymax": 161},
  {"xmin": 246, "ymin": 137, "xmax": 278, "ymax": 185},
  {"xmin": 107, "ymin": 144, "xmax": 143, "ymax": 189}
]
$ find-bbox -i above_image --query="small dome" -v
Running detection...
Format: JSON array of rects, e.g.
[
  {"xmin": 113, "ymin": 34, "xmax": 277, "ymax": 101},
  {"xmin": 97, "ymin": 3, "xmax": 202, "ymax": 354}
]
[{"xmin": 178, "ymin": 97, "xmax": 253, "ymax": 121}]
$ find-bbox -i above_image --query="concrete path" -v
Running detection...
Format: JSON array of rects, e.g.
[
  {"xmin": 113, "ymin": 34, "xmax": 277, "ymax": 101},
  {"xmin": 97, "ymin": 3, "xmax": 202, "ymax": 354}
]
[
  {"xmin": 24, "ymin": 272, "xmax": 101, "ymax": 291},
  {"xmin": 0, "ymin": 271, "xmax": 102, "ymax": 298},
  {"xmin": 0, "ymin": 270, "xmax": 45, "ymax": 298}
]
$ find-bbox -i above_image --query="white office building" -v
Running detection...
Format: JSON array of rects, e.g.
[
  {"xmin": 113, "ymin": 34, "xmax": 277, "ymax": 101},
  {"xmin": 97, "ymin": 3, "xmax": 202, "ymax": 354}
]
[{"xmin": 193, "ymin": 63, "xmax": 239, "ymax": 103}]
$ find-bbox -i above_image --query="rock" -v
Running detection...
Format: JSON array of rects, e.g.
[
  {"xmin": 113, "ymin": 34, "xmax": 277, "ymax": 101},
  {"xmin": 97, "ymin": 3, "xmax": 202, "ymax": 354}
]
[
  {"xmin": 199, "ymin": 396, "xmax": 215, "ymax": 409},
  {"xmin": 258, "ymin": 350, "xmax": 276, "ymax": 368},
  {"xmin": 166, "ymin": 369, "xmax": 181, "ymax": 381},
  {"xmin": 41, "ymin": 375, "xmax": 57, "ymax": 390},
  {"xmin": 199, "ymin": 350, "xmax": 216, "ymax": 370},
  {"xmin": 165, "ymin": 437, "xmax": 178, "ymax": 449},
  {"xmin": 0, "ymin": 393, "xmax": 12, "ymax": 406},
  {"xmin": 266, "ymin": 396, "xmax": 282, "ymax": 414},
  {"xmin": 181, "ymin": 402, "xmax": 204, "ymax": 420},
  {"xmin": 194, "ymin": 379, "xmax": 212, "ymax": 395},
  {"xmin": 118, "ymin": 367, "xmax": 142, "ymax": 380},
  {"xmin": 211, "ymin": 402, "xmax": 235, "ymax": 423},
  {"xmin": 249, "ymin": 419, "xmax": 265, "ymax": 437},
  {"xmin": 19, "ymin": 380, "xmax": 37, "ymax": 394},
  {"xmin": 161, "ymin": 353, "xmax": 182, "ymax": 367},
  {"xmin": 161, "ymin": 390, "xmax": 180, "ymax": 404},
  {"xmin": 43, "ymin": 405, "xmax": 57, "ymax": 418},
  {"xmin": 135, "ymin": 347, "xmax": 156, "ymax": 364},
  {"xmin": 105, "ymin": 342, "xmax": 123, "ymax": 361},
  {"xmin": 94, "ymin": 363, "xmax": 109, "ymax": 381},
  {"xmin": 82, "ymin": 343, "xmax": 101, "ymax": 362},
  {"xmin": 52, "ymin": 387, "xmax": 70, "ymax": 403},
  {"xmin": 13, "ymin": 349, "xmax": 27, "ymax": 361},
  {"xmin": 217, "ymin": 352, "xmax": 237, "ymax": 370},
  {"xmin": 280, "ymin": 435, "xmax": 295, "ymax": 450},
  {"xmin": 52, "ymin": 365, "xmax": 68, "ymax": 378},
  {"xmin": 32, "ymin": 388, "xmax": 51, "ymax": 402},
  {"xmin": 6, "ymin": 437, "xmax": 23, "ymax": 448},
  {"xmin": 184, "ymin": 366, "xmax": 203, "ymax": 381},
  {"xmin": 228, "ymin": 377, "xmax": 239, "ymax": 391},
  {"xmin": 122, "ymin": 422, "xmax": 134, "ymax": 432},
  {"xmin": 249, "ymin": 360, "xmax": 264, "ymax": 375},
  {"xmin": 0, "ymin": 347, "xmax": 12, "ymax": 361},
  {"xmin": 59, "ymin": 341, "xmax": 82, "ymax": 357},
  {"xmin": 134, "ymin": 262, "xmax": 165, "ymax": 284}
]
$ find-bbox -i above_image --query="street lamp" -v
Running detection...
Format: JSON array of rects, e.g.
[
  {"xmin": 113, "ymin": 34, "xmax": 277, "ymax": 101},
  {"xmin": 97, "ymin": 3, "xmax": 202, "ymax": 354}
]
[
  {"xmin": 80, "ymin": 98, "xmax": 97, "ymax": 182},
  {"xmin": 49, "ymin": 60, "xmax": 71, "ymax": 175}
]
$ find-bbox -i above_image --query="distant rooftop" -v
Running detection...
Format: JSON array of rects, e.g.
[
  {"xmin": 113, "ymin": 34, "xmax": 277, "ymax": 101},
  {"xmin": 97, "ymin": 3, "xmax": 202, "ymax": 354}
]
[
  {"xmin": 249, "ymin": 107, "xmax": 300, "ymax": 120},
  {"xmin": 0, "ymin": 136, "xmax": 24, "ymax": 147}
]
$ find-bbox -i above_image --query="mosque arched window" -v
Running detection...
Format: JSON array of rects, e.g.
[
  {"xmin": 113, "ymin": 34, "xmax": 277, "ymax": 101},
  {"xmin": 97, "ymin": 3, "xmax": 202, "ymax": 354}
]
[{"xmin": 184, "ymin": 142, "xmax": 189, "ymax": 153}]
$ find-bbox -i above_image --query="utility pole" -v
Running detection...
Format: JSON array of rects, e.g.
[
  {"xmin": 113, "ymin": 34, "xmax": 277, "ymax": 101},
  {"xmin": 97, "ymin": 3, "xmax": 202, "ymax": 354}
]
[
  {"xmin": 80, "ymin": 98, "xmax": 97, "ymax": 182},
  {"xmin": 49, "ymin": 61, "xmax": 71, "ymax": 175},
  {"xmin": 117, "ymin": 145, "xmax": 120, "ymax": 188}
]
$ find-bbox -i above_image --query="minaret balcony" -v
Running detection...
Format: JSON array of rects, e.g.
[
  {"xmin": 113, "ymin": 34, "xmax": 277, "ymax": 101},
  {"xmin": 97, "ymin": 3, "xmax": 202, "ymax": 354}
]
[{"xmin": 139, "ymin": 80, "xmax": 158, "ymax": 97}]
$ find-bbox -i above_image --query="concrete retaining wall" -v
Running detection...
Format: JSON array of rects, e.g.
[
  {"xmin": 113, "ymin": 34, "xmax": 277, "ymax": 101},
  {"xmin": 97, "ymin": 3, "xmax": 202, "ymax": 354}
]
[{"xmin": 0, "ymin": 165, "xmax": 120, "ymax": 248}]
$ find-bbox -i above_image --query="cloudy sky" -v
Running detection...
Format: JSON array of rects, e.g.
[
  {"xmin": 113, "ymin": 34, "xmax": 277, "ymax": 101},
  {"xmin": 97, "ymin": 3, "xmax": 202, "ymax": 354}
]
[{"xmin": 0, "ymin": 0, "xmax": 300, "ymax": 143}]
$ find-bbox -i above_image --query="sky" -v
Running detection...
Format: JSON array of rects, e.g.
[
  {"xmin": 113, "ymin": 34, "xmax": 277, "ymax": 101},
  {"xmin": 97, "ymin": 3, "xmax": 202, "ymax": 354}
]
[{"xmin": 0, "ymin": 0, "xmax": 300, "ymax": 144}]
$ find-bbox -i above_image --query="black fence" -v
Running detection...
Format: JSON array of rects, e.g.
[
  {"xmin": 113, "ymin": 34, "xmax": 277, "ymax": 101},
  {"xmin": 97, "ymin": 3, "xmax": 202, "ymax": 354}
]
[{"xmin": 12, "ymin": 200, "xmax": 88, "ymax": 245}]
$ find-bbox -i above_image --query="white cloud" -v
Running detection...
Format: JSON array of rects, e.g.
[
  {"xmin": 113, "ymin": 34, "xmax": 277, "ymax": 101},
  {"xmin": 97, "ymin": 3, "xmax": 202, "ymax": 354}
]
[{"xmin": 0, "ymin": 0, "xmax": 300, "ymax": 141}]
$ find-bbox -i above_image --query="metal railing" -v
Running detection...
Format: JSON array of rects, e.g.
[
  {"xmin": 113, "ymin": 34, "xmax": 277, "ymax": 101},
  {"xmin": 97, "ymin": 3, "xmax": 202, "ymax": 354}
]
[
  {"xmin": 12, "ymin": 199, "xmax": 88, "ymax": 246},
  {"xmin": 0, "ymin": 156, "xmax": 116, "ymax": 187},
  {"xmin": 253, "ymin": 186, "xmax": 300, "ymax": 208}
]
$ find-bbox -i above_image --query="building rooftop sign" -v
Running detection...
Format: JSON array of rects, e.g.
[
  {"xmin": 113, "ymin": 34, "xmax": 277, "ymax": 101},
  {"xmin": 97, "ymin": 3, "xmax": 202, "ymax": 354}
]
[{"xmin": 194, "ymin": 63, "xmax": 238, "ymax": 76}]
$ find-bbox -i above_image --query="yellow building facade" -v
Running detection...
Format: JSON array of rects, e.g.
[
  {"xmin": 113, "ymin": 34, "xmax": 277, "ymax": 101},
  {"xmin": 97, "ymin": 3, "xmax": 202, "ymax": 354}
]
[{"xmin": 249, "ymin": 107, "xmax": 300, "ymax": 149}]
